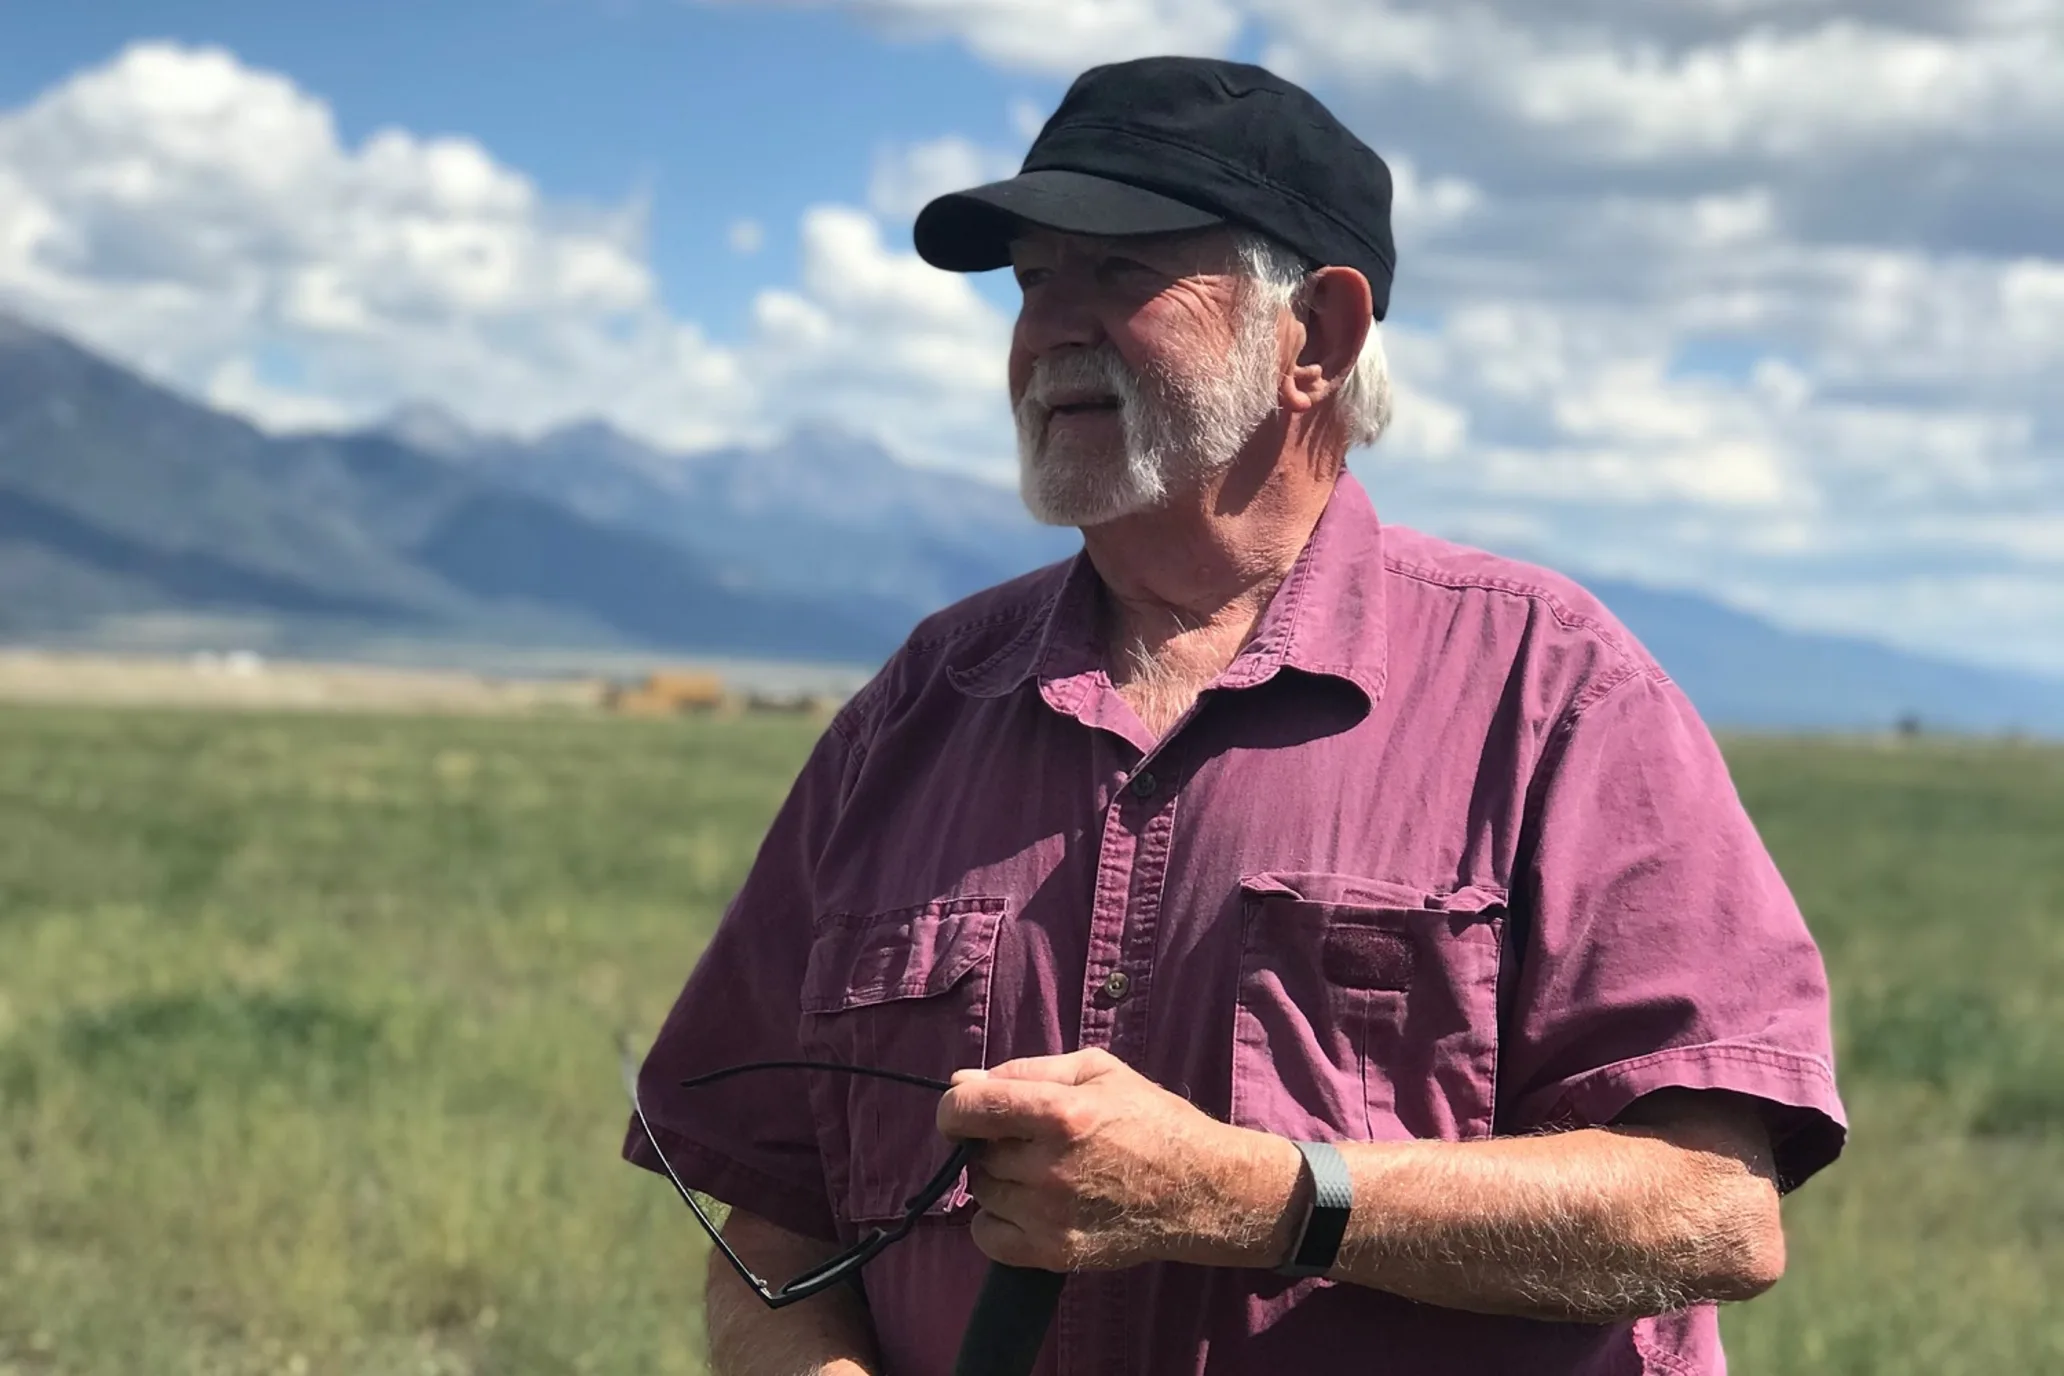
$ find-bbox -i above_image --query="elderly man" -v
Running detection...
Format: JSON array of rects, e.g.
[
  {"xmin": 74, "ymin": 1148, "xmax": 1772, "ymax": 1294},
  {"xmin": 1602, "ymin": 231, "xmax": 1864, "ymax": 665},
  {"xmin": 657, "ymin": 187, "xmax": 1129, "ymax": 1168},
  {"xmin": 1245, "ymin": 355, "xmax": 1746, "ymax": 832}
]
[{"xmin": 627, "ymin": 57, "xmax": 1845, "ymax": 1376}]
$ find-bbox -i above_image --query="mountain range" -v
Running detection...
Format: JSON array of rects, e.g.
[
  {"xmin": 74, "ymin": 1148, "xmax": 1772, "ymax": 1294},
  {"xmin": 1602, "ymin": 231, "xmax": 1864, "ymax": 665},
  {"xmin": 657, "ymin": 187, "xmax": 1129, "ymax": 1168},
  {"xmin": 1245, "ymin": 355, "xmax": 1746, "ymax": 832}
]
[{"xmin": 1, "ymin": 310, "xmax": 2057, "ymax": 733}]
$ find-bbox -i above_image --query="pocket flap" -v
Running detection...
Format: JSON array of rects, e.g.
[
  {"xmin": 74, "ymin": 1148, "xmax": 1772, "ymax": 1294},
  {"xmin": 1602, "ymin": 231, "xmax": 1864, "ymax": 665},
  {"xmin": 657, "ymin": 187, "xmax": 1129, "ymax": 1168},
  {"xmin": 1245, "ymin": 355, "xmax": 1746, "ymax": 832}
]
[
  {"xmin": 1239, "ymin": 872, "xmax": 1507, "ymax": 915},
  {"xmin": 800, "ymin": 896, "xmax": 1008, "ymax": 1014}
]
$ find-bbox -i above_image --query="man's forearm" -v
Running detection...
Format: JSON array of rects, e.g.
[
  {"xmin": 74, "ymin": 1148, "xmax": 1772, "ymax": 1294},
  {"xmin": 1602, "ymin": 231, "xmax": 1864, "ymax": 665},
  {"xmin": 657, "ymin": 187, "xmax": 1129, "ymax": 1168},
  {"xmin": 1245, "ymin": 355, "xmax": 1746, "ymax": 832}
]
[
  {"xmin": 1207, "ymin": 1094, "xmax": 1786, "ymax": 1323},
  {"xmin": 944, "ymin": 1054, "xmax": 1787, "ymax": 1326},
  {"xmin": 1331, "ymin": 1116, "xmax": 1782, "ymax": 1321},
  {"xmin": 705, "ymin": 1211, "xmax": 879, "ymax": 1376}
]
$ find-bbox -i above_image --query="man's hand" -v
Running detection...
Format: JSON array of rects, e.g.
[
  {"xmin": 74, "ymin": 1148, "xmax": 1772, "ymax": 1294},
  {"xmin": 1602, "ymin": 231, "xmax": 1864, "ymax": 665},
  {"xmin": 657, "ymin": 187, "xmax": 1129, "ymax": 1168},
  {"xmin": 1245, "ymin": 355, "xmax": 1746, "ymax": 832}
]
[
  {"xmin": 937, "ymin": 1054, "xmax": 1786, "ymax": 1324},
  {"xmin": 936, "ymin": 1047, "xmax": 1304, "ymax": 1272}
]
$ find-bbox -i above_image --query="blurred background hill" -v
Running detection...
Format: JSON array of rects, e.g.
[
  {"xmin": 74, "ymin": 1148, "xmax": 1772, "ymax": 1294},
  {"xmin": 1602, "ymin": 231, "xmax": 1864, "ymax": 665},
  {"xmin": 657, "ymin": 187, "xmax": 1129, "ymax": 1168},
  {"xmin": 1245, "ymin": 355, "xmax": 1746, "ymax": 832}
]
[{"xmin": 5, "ymin": 311, "xmax": 2059, "ymax": 733}]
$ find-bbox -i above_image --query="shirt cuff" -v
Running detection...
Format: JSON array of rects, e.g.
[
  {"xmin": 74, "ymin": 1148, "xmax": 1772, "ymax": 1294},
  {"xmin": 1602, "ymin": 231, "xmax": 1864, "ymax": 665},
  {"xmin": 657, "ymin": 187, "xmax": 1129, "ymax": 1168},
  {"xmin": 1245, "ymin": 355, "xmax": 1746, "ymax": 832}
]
[
  {"xmin": 620, "ymin": 1114, "xmax": 840, "ymax": 1242},
  {"xmin": 1513, "ymin": 1040, "xmax": 1849, "ymax": 1192}
]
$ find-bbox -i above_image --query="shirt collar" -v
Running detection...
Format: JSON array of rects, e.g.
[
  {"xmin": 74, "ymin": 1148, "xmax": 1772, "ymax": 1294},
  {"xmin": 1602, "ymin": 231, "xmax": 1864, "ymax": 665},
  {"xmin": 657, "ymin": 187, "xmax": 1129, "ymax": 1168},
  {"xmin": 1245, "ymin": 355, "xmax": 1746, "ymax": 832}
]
[
  {"xmin": 951, "ymin": 470, "xmax": 1389, "ymax": 707},
  {"xmin": 949, "ymin": 553, "xmax": 1102, "ymax": 700}
]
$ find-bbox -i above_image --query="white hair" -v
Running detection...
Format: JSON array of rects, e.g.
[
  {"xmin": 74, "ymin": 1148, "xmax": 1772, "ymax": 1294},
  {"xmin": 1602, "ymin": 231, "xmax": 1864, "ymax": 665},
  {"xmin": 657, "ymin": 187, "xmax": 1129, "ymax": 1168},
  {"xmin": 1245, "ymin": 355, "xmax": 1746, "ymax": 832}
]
[{"xmin": 1230, "ymin": 230, "xmax": 1393, "ymax": 451}]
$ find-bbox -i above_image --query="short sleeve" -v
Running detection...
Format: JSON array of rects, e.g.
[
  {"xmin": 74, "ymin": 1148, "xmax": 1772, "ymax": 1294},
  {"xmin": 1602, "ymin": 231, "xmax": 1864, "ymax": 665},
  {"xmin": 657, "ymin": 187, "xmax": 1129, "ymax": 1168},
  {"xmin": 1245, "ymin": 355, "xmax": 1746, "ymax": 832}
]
[
  {"xmin": 620, "ymin": 722, "xmax": 864, "ymax": 1241},
  {"xmin": 1501, "ymin": 669, "xmax": 1847, "ymax": 1191}
]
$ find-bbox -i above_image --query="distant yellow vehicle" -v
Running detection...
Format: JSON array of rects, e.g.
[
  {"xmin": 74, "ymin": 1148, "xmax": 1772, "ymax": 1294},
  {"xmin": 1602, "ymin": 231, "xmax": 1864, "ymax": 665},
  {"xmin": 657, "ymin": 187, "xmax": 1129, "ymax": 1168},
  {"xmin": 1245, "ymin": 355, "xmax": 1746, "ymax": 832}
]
[{"xmin": 605, "ymin": 670, "xmax": 729, "ymax": 716}]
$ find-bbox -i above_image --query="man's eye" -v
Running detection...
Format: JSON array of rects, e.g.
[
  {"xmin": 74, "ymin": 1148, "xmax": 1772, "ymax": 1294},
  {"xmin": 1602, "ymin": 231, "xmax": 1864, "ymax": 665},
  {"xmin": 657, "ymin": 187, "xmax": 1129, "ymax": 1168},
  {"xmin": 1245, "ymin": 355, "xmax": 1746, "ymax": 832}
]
[{"xmin": 1015, "ymin": 267, "xmax": 1050, "ymax": 289}]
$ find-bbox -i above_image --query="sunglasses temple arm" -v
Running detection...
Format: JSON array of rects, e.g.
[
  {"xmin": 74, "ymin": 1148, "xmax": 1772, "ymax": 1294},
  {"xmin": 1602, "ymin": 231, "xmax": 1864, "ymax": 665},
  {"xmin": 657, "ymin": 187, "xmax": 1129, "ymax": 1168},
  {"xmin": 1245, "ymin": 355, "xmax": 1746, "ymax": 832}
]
[
  {"xmin": 626, "ymin": 1053, "xmax": 975, "ymax": 1306},
  {"xmin": 627, "ymin": 1077, "xmax": 781, "ymax": 1307},
  {"xmin": 770, "ymin": 1139, "xmax": 977, "ymax": 1303}
]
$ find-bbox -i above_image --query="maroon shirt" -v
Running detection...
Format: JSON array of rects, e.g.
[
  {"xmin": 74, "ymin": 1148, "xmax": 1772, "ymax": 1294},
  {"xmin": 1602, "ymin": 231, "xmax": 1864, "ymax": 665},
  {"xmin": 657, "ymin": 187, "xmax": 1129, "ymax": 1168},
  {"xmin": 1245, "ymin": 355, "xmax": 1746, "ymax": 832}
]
[{"xmin": 627, "ymin": 473, "xmax": 1845, "ymax": 1375}]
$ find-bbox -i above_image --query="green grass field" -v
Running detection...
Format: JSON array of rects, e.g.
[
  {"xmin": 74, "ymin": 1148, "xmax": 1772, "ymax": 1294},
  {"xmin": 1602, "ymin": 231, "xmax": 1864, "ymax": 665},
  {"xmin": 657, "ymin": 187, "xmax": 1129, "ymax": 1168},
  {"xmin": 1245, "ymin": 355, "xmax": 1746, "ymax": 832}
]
[{"xmin": 2, "ymin": 707, "xmax": 2060, "ymax": 1374}]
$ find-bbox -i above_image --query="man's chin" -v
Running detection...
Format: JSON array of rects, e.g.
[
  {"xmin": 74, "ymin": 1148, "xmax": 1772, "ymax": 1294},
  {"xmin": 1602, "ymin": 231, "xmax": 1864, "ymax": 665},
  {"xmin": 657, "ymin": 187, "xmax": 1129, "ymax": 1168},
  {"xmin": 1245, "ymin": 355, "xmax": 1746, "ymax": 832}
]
[
  {"xmin": 1019, "ymin": 485, "xmax": 1146, "ymax": 529},
  {"xmin": 1018, "ymin": 452, "xmax": 1158, "ymax": 529}
]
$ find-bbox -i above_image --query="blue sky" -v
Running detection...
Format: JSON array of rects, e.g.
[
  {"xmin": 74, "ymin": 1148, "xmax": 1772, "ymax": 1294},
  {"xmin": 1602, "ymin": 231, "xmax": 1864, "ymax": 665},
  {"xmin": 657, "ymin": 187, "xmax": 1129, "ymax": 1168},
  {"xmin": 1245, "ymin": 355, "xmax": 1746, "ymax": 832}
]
[
  {"xmin": 1, "ymin": 1, "xmax": 2061, "ymax": 676},
  {"xmin": 0, "ymin": 0, "xmax": 1043, "ymax": 335}
]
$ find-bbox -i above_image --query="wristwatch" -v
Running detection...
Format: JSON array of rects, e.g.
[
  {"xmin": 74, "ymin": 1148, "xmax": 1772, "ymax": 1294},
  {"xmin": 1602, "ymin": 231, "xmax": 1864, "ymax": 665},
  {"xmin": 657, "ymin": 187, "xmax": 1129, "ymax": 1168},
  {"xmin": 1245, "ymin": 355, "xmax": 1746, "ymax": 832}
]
[{"xmin": 1275, "ymin": 1139, "xmax": 1353, "ymax": 1278}]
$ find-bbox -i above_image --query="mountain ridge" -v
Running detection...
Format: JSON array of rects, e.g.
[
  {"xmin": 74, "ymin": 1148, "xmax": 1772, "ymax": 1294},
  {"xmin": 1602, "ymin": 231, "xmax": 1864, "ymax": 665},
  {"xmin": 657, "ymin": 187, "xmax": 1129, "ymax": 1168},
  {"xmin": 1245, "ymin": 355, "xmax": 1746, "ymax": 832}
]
[
  {"xmin": 2, "ymin": 309, "xmax": 2057, "ymax": 732},
  {"xmin": 0, "ymin": 311, "xmax": 910, "ymax": 661}
]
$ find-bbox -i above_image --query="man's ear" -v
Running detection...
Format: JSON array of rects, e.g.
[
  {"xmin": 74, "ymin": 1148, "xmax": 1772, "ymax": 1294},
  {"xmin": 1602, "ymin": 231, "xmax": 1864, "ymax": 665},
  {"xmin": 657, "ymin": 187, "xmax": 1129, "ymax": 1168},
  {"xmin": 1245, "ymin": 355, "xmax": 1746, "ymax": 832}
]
[{"xmin": 1284, "ymin": 266, "xmax": 1373, "ymax": 413}]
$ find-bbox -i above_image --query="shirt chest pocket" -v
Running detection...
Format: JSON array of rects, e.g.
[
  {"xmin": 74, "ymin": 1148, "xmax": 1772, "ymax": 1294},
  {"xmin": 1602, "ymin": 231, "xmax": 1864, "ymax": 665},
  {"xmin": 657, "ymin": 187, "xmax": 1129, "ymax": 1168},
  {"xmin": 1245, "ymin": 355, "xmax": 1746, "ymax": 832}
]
[
  {"xmin": 1231, "ymin": 873, "xmax": 1505, "ymax": 1144},
  {"xmin": 797, "ymin": 896, "xmax": 1005, "ymax": 1227}
]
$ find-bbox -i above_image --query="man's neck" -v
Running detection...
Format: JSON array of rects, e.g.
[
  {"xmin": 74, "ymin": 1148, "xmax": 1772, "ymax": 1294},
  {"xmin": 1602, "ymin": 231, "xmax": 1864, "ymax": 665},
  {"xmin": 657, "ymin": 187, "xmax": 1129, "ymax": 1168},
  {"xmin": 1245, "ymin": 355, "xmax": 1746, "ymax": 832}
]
[{"xmin": 1082, "ymin": 452, "xmax": 1339, "ymax": 735}]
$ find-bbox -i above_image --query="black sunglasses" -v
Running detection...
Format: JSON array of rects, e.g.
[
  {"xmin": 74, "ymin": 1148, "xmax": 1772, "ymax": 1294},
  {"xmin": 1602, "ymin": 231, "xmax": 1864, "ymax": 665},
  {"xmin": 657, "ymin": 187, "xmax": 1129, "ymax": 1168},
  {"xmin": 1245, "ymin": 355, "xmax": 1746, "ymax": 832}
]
[{"xmin": 621, "ymin": 1051, "xmax": 980, "ymax": 1308}]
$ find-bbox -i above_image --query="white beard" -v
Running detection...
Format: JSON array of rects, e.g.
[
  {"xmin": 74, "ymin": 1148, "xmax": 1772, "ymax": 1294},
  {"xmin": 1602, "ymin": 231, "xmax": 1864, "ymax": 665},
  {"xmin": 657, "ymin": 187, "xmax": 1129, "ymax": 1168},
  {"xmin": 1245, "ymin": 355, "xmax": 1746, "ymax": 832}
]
[{"xmin": 1014, "ymin": 299, "xmax": 1281, "ymax": 528}]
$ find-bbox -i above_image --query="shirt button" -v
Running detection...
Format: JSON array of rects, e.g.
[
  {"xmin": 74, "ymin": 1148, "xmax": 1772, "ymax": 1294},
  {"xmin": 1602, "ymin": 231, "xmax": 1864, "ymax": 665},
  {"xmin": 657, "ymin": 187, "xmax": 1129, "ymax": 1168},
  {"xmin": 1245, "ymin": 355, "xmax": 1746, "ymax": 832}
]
[
  {"xmin": 1130, "ymin": 770, "xmax": 1158, "ymax": 798},
  {"xmin": 1102, "ymin": 970, "xmax": 1132, "ymax": 1001}
]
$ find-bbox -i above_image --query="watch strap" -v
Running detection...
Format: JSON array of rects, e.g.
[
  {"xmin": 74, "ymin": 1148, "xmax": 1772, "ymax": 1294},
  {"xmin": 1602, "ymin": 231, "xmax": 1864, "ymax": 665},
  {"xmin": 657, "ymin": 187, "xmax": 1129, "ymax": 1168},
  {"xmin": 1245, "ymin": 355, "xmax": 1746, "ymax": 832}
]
[{"xmin": 1276, "ymin": 1139, "xmax": 1352, "ymax": 1278}]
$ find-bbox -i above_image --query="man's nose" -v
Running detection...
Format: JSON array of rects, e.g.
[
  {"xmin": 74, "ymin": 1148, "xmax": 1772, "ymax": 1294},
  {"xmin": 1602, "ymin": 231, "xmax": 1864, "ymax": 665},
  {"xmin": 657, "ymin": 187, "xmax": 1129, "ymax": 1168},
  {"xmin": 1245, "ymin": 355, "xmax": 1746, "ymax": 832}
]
[{"xmin": 1015, "ymin": 274, "xmax": 1104, "ymax": 358}]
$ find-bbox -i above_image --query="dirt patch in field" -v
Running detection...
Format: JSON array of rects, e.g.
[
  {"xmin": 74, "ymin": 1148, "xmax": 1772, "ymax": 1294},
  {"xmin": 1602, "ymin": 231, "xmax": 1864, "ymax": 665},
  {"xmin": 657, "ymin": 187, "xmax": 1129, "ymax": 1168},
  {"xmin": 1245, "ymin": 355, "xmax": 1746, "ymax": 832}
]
[{"xmin": 0, "ymin": 649, "xmax": 606, "ymax": 715}]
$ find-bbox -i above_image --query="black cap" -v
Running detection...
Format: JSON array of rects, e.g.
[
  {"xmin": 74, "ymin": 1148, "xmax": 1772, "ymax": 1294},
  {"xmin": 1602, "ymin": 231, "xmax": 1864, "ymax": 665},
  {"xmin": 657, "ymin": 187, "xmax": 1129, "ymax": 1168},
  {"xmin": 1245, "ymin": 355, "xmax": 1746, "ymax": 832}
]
[{"xmin": 914, "ymin": 57, "xmax": 1395, "ymax": 319}]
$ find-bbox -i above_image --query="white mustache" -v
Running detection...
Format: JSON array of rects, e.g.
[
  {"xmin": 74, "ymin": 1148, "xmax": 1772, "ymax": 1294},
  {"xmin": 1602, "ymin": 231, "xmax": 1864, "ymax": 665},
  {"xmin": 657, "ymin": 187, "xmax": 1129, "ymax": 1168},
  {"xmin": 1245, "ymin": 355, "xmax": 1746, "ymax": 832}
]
[{"xmin": 1022, "ymin": 347, "xmax": 1140, "ymax": 414}]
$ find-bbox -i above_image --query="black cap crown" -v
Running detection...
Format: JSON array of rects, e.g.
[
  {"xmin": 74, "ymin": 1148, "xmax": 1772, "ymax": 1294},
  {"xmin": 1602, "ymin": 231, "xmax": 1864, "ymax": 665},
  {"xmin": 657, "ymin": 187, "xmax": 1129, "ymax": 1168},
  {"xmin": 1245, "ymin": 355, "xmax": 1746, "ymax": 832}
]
[{"xmin": 915, "ymin": 57, "xmax": 1395, "ymax": 319}]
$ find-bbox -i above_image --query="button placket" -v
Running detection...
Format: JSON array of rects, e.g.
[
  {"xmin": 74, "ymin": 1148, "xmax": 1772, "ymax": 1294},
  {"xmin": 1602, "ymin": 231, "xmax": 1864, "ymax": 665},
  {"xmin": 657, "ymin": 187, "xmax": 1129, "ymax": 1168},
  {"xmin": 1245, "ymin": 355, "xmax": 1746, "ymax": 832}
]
[
  {"xmin": 1076, "ymin": 771, "xmax": 1140, "ymax": 1053},
  {"xmin": 1063, "ymin": 767, "xmax": 1149, "ymax": 1376},
  {"xmin": 1078, "ymin": 756, "xmax": 1180, "ymax": 1054},
  {"xmin": 1063, "ymin": 757, "xmax": 1178, "ymax": 1376},
  {"xmin": 1109, "ymin": 780, "xmax": 1176, "ymax": 1056}
]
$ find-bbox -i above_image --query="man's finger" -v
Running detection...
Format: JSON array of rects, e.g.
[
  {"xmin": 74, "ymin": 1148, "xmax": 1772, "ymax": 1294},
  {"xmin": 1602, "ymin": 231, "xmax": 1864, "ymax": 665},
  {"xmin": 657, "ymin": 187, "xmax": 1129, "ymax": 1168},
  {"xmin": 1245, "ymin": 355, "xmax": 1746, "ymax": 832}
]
[
  {"xmin": 965, "ymin": 1167, "xmax": 1041, "ymax": 1226},
  {"xmin": 969, "ymin": 1138, "xmax": 1048, "ymax": 1185},
  {"xmin": 937, "ymin": 1076, "xmax": 1076, "ymax": 1140},
  {"xmin": 968, "ymin": 1208, "xmax": 1042, "ymax": 1268},
  {"xmin": 984, "ymin": 1049, "xmax": 1118, "ymax": 1086}
]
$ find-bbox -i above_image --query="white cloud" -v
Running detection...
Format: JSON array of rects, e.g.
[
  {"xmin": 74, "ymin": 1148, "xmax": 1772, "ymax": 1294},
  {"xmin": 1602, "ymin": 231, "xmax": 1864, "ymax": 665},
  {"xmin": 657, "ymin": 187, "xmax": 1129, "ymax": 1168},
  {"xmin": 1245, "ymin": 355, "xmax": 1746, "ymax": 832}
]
[
  {"xmin": 1008, "ymin": 98, "xmax": 1050, "ymax": 142},
  {"xmin": 750, "ymin": 205, "xmax": 1011, "ymax": 468},
  {"xmin": 727, "ymin": 217, "xmax": 764, "ymax": 254},
  {"xmin": 0, "ymin": 43, "xmax": 702, "ymax": 433},
  {"xmin": 1258, "ymin": 8, "xmax": 2064, "ymax": 162},
  {"xmin": 867, "ymin": 135, "xmax": 1020, "ymax": 220},
  {"xmin": 1387, "ymin": 156, "xmax": 1482, "ymax": 244},
  {"xmin": 0, "ymin": 42, "xmax": 1014, "ymax": 468},
  {"xmin": 204, "ymin": 356, "xmax": 354, "ymax": 432},
  {"xmin": 8, "ymin": 22, "xmax": 2063, "ymax": 673},
  {"xmin": 725, "ymin": 0, "xmax": 1244, "ymax": 76},
  {"xmin": 752, "ymin": 0, "xmax": 2064, "ymax": 673},
  {"xmin": 1230, "ymin": 2, "xmax": 2064, "ymax": 672},
  {"xmin": 1743, "ymin": 574, "xmax": 2064, "ymax": 678}
]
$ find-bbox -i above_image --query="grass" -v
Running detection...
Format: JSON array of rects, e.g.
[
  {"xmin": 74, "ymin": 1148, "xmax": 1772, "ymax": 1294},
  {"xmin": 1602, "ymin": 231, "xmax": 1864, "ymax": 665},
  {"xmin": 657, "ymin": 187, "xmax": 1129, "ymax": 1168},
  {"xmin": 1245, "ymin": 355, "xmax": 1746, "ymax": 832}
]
[
  {"xmin": 0, "ymin": 708, "xmax": 2059, "ymax": 1373},
  {"xmin": 1719, "ymin": 738, "xmax": 2064, "ymax": 1372},
  {"xmin": 0, "ymin": 708, "xmax": 806, "ymax": 1376}
]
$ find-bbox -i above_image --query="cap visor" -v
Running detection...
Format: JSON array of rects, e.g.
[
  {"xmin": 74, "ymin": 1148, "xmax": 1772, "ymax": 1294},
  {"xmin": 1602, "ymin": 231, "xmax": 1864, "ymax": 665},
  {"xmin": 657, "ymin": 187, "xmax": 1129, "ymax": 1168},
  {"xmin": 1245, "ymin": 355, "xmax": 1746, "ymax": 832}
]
[{"xmin": 914, "ymin": 169, "xmax": 1224, "ymax": 272}]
